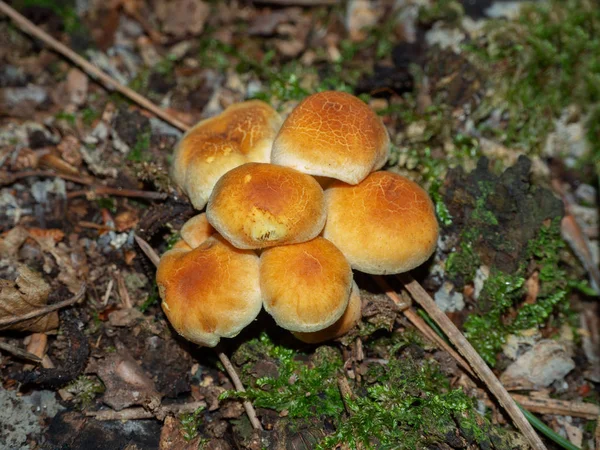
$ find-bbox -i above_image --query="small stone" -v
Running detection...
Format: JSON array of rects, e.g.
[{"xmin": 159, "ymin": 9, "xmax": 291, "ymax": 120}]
[{"xmin": 434, "ymin": 281, "xmax": 465, "ymax": 312}]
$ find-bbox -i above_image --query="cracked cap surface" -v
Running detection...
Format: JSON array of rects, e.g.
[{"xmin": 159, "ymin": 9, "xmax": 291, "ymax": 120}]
[
  {"xmin": 323, "ymin": 171, "xmax": 439, "ymax": 274},
  {"xmin": 156, "ymin": 235, "xmax": 262, "ymax": 347},
  {"xmin": 271, "ymin": 91, "xmax": 389, "ymax": 184},
  {"xmin": 171, "ymin": 101, "xmax": 282, "ymax": 210},
  {"xmin": 206, "ymin": 163, "xmax": 326, "ymax": 249}
]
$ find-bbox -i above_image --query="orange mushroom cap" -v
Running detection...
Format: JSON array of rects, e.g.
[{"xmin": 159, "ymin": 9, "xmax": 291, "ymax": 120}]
[
  {"xmin": 156, "ymin": 235, "xmax": 262, "ymax": 347},
  {"xmin": 206, "ymin": 163, "xmax": 326, "ymax": 249},
  {"xmin": 180, "ymin": 213, "xmax": 215, "ymax": 249},
  {"xmin": 171, "ymin": 101, "xmax": 282, "ymax": 210},
  {"xmin": 260, "ymin": 237, "xmax": 352, "ymax": 332},
  {"xmin": 323, "ymin": 171, "xmax": 439, "ymax": 274},
  {"xmin": 292, "ymin": 280, "xmax": 362, "ymax": 344},
  {"xmin": 271, "ymin": 91, "xmax": 390, "ymax": 185}
]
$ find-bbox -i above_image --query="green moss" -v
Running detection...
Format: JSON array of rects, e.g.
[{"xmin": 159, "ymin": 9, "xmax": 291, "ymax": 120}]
[
  {"xmin": 225, "ymin": 334, "xmax": 344, "ymax": 419},
  {"xmin": 463, "ymin": 219, "xmax": 575, "ymax": 366},
  {"xmin": 318, "ymin": 356, "xmax": 476, "ymax": 449},
  {"xmin": 127, "ymin": 131, "xmax": 151, "ymax": 162},
  {"xmin": 64, "ymin": 375, "xmax": 105, "ymax": 408},
  {"xmin": 446, "ymin": 228, "xmax": 481, "ymax": 281},
  {"xmin": 95, "ymin": 197, "xmax": 117, "ymax": 213},
  {"xmin": 138, "ymin": 283, "xmax": 159, "ymax": 313},
  {"xmin": 464, "ymin": 270, "xmax": 525, "ymax": 365},
  {"xmin": 179, "ymin": 405, "xmax": 205, "ymax": 442},
  {"xmin": 466, "ymin": 0, "xmax": 600, "ymax": 171},
  {"xmin": 81, "ymin": 107, "xmax": 100, "ymax": 127}
]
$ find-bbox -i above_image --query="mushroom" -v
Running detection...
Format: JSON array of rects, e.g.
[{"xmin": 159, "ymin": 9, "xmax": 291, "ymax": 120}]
[
  {"xmin": 271, "ymin": 91, "xmax": 390, "ymax": 185},
  {"xmin": 171, "ymin": 101, "xmax": 282, "ymax": 210},
  {"xmin": 292, "ymin": 280, "xmax": 362, "ymax": 344},
  {"xmin": 323, "ymin": 171, "xmax": 439, "ymax": 274},
  {"xmin": 180, "ymin": 213, "xmax": 215, "ymax": 248},
  {"xmin": 156, "ymin": 235, "xmax": 262, "ymax": 347},
  {"xmin": 206, "ymin": 163, "xmax": 326, "ymax": 249},
  {"xmin": 259, "ymin": 237, "xmax": 353, "ymax": 332}
]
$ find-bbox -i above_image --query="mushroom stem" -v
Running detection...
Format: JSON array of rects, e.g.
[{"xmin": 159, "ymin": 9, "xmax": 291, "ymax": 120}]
[
  {"xmin": 216, "ymin": 349, "xmax": 263, "ymax": 431},
  {"xmin": 134, "ymin": 234, "xmax": 263, "ymax": 431},
  {"xmin": 397, "ymin": 273, "xmax": 547, "ymax": 450}
]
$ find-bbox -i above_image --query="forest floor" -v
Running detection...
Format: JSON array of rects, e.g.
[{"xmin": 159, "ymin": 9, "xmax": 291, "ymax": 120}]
[{"xmin": 0, "ymin": 0, "xmax": 599, "ymax": 449}]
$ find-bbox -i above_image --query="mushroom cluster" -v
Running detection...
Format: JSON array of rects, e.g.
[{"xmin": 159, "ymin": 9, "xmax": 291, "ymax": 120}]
[{"xmin": 157, "ymin": 91, "xmax": 439, "ymax": 347}]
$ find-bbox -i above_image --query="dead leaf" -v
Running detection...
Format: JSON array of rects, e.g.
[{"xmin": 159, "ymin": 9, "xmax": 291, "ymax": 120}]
[
  {"xmin": 0, "ymin": 226, "xmax": 30, "ymax": 257},
  {"xmin": 0, "ymin": 265, "xmax": 58, "ymax": 332},
  {"xmin": 88, "ymin": 343, "xmax": 162, "ymax": 411},
  {"xmin": 156, "ymin": 0, "xmax": 210, "ymax": 38}
]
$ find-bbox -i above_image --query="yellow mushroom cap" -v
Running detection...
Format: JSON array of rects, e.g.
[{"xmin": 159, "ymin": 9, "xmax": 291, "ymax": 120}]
[
  {"xmin": 206, "ymin": 163, "xmax": 326, "ymax": 249},
  {"xmin": 260, "ymin": 237, "xmax": 352, "ymax": 332},
  {"xmin": 171, "ymin": 101, "xmax": 282, "ymax": 210},
  {"xmin": 292, "ymin": 281, "xmax": 362, "ymax": 344},
  {"xmin": 156, "ymin": 235, "xmax": 262, "ymax": 347},
  {"xmin": 180, "ymin": 213, "xmax": 215, "ymax": 249},
  {"xmin": 323, "ymin": 171, "xmax": 439, "ymax": 274},
  {"xmin": 271, "ymin": 91, "xmax": 390, "ymax": 185}
]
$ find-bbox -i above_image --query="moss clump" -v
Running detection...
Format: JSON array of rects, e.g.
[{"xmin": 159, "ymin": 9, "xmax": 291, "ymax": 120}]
[
  {"xmin": 319, "ymin": 356, "xmax": 481, "ymax": 449},
  {"xmin": 466, "ymin": 0, "xmax": 600, "ymax": 172},
  {"xmin": 179, "ymin": 406, "xmax": 205, "ymax": 442},
  {"xmin": 464, "ymin": 219, "xmax": 574, "ymax": 365},
  {"xmin": 64, "ymin": 375, "xmax": 105, "ymax": 408},
  {"xmin": 226, "ymin": 333, "xmax": 344, "ymax": 419}
]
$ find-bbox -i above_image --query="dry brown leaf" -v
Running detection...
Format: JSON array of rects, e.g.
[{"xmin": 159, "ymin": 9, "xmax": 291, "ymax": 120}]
[
  {"xmin": 0, "ymin": 226, "xmax": 30, "ymax": 257},
  {"xmin": 0, "ymin": 265, "xmax": 58, "ymax": 332}
]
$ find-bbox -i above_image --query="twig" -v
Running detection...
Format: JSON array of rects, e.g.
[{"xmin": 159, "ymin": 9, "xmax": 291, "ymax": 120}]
[
  {"xmin": 134, "ymin": 234, "xmax": 160, "ymax": 267},
  {"xmin": 0, "ymin": 1, "xmax": 190, "ymax": 131},
  {"xmin": 0, "ymin": 341, "xmax": 42, "ymax": 362},
  {"xmin": 67, "ymin": 186, "xmax": 167, "ymax": 200},
  {"xmin": 134, "ymin": 234, "xmax": 263, "ymax": 431},
  {"xmin": 1, "ymin": 170, "xmax": 167, "ymax": 200},
  {"xmin": 217, "ymin": 349, "xmax": 263, "ymax": 431},
  {"xmin": 0, "ymin": 284, "xmax": 86, "ymax": 327},
  {"xmin": 511, "ymin": 394, "xmax": 600, "ymax": 420},
  {"xmin": 397, "ymin": 273, "xmax": 547, "ymax": 450},
  {"xmin": 372, "ymin": 275, "xmax": 475, "ymax": 378},
  {"xmin": 337, "ymin": 377, "xmax": 355, "ymax": 416},
  {"xmin": 87, "ymin": 401, "xmax": 207, "ymax": 421}
]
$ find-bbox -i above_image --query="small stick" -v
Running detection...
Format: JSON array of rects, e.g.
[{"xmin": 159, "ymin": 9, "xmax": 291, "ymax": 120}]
[
  {"xmin": 372, "ymin": 275, "xmax": 475, "ymax": 378},
  {"xmin": 0, "ymin": 284, "xmax": 86, "ymax": 327},
  {"xmin": 134, "ymin": 234, "xmax": 263, "ymax": 431},
  {"xmin": 511, "ymin": 394, "xmax": 600, "ymax": 420},
  {"xmin": 87, "ymin": 401, "xmax": 207, "ymax": 421},
  {"xmin": 0, "ymin": 1, "xmax": 190, "ymax": 131},
  {"xmin": 216, "ymin": 349, "xmax": 263, "ymax": 431},
  {"xmin": 1, "ymin": 171, "xmax": 167, "ymax": 200},
  {"xmin": 0, "ymin": 341, "xmax": 42, "ymax": 362},
  {"xmin": 134, "ymin": 234, "xmax": 160, "ymax": 267},
  {"xmin": 67, "ymin": 186, "xmax": 167, "ymax": 200},
  {"xmin": 398, "ymin": 273, "xmax": 547, "ymax": 450},
  {"xmin": 337, "ymin": 377, "xmax": 355, "ymax": 416}
]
